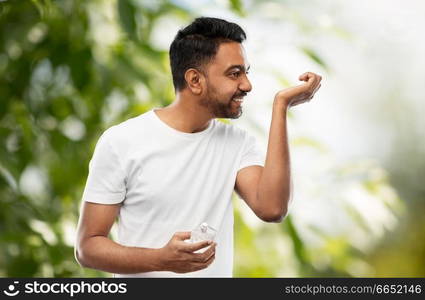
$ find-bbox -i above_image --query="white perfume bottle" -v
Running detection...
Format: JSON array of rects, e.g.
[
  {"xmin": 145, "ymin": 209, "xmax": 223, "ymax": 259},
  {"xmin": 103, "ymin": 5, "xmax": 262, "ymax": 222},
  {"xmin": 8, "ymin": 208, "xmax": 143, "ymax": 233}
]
[{"xmin": 190, "ymin": 222, "xmax": 217, "ymax": 244}]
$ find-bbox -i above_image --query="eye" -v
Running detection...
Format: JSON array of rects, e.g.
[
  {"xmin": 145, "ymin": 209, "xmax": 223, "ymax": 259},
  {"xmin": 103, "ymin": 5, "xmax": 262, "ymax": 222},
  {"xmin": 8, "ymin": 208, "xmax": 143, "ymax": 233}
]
[{"xmin": 230, "ymin": 71, "xmax": 240, "ymax": 78}]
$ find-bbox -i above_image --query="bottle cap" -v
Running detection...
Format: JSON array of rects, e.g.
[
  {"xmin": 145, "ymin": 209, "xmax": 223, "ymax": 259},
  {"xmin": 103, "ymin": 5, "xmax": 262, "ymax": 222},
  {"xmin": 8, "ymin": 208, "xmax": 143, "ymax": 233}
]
[{"xmin": 200, "ymin": 222, "xmax": 208, "ymax": 233}]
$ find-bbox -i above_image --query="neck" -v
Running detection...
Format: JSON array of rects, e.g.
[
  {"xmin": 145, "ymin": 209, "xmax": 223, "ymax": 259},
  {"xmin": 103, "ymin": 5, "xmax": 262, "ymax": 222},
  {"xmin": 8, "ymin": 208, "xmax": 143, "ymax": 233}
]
[{"xmin": 154, "ymin": 92, "xmax": 213, "ymax": 133}]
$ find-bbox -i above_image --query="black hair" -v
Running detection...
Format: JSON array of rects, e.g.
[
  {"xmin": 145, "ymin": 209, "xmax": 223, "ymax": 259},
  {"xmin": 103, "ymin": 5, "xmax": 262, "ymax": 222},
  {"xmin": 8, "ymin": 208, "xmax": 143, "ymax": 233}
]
[{"xmin": 169, "ymin": 17, "xmax": 246, "ymax": 91}]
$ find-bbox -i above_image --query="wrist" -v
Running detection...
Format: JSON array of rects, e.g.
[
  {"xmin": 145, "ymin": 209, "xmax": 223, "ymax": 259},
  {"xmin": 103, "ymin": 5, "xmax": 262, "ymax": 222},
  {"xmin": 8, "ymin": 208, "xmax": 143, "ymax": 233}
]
[
  {"xmin": 273, "ymin": 97, "xmax": 289, "ymax": 113},
  {"xmin": 134, "ymin": 246, "xmax": 167, "ymax": 272},
  {"xmin": 154, "ymin": 247, "xmax": 167, "ymax": 272}
]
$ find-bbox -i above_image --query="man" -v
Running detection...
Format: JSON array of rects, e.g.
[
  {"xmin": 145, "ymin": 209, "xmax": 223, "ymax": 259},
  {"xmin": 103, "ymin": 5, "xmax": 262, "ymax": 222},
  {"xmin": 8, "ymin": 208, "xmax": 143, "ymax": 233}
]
[{"xmin": 75, "ymin": 17, "xmax": 321, "ymax": 277}]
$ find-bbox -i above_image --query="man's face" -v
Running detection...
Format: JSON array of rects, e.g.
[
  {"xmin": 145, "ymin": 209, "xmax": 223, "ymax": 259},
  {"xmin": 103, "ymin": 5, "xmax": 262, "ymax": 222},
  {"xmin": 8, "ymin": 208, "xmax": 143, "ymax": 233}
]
[{"xmin": 200, "ymin": 42, "xmax": 252, "ymax": 119}]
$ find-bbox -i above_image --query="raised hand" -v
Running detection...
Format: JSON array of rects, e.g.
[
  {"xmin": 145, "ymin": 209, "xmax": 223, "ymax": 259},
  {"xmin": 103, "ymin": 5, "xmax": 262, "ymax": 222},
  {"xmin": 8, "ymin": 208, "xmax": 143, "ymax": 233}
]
[{"xmin": 274, "ymin": 72, "xmax": 322, "ymax": 108}]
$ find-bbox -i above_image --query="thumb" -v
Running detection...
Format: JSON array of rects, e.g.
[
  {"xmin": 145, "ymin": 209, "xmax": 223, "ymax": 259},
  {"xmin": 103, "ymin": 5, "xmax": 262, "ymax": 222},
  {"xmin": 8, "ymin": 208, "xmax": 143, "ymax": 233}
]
[
  {"xmin": 298, "ymin": 72, "xmax": 309, "ymax": 81},
  {"xmin": 299, "ymin": 72, "xmax": 314, "ymax": 84},
  {"xmin": 173, "ymin": 231, "xmax": 191, "ymax": 241}
]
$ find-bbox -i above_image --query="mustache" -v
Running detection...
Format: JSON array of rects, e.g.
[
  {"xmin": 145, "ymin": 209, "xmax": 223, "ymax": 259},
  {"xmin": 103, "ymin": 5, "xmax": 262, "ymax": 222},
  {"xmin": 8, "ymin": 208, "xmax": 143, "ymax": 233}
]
[{"xmin": 232, "ymin": 91, "xmax": 248, "ymax": 98}]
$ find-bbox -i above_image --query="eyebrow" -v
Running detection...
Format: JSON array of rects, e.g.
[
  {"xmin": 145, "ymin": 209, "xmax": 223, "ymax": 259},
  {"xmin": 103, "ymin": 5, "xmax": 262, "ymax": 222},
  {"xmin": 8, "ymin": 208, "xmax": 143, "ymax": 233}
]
[{"xmin": 224, "ymin": 64, "xmax": 250, "ymax": 73}]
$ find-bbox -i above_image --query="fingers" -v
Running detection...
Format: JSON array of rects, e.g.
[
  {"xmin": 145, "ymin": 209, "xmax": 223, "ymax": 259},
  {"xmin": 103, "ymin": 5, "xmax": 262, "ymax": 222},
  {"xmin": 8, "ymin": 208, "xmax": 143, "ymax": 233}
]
[
  {"xmin": 191, "ymin": 251, "xmax": 216, "ymax": 271},
  {"xmin": 309, "ymin": 82, "xmax": 322, "ymax": 100},
  {"xmin": 299, "ymin": 72, "xmax": 317, "ymax": 84},
  {"xmin": 299, "ymin": 72, "xmax": 322, "ymax": 90},
  {"xmin": 190, "ymin": 243, "xmax": 216, "ymax": 262},
  {"xmin": 290, "ymin": 82, "xmax": 322, "ymax": 107},
  {"xmin": 180, "ymin": 243, "xmax": 217, "ymax": 273},
  {"xmin": 181, "ymin": 239, "xmax": 214, "ymax": 253},
  {"xmin": 291, "ymin": 98, "xmax": 309, "ymax": 107},
  {"xmin": 312, "ymin": 83, "xmax": 321, "ymax": 95},
  {"xmin": 165, "ymin": 232, "xmax": 218, "ymax": 273},
  {"xmin": 298, "ymin": 71, "xmax": 321, "ymax": 81},
  {"xmin": 300, "ymin": 72, "xmax": 322, "ymax": 102},
  {"xmin": 200, "ymin": 251, "xmax": 215, "ymax": 267},
  {"xmin": 173, "ymin": 231, "xmax": 191, "ymax": 241},
  {"xmin": 298, "ymin": 72, "xmax": 310, "ymax": 81}
]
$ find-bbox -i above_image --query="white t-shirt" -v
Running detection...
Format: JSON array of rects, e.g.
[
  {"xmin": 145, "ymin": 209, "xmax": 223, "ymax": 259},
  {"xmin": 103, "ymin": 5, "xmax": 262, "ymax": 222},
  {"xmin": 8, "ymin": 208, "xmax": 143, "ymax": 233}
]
[{"xmin": 81, "ymin": 109, "xmax": 265, "ymax": 277}]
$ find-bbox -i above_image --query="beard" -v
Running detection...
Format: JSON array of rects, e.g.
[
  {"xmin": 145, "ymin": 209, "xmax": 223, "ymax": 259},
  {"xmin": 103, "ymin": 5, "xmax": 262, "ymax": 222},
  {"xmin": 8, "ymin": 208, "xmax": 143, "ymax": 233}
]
[{"xmin": 199, "ymin": 85, "xmax": 245, "ymax": 119}]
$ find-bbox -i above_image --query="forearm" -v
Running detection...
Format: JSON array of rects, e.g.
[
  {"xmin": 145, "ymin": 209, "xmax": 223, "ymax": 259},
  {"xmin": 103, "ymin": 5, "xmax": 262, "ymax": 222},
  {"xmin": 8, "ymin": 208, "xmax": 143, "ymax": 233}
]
[
  {"xmin": 76, "ymin": 236, "xmax": 164, "ymax": 274},
  {"xmin": 257, "ymin": 99, "xmax": 291, "ymax": 217}
]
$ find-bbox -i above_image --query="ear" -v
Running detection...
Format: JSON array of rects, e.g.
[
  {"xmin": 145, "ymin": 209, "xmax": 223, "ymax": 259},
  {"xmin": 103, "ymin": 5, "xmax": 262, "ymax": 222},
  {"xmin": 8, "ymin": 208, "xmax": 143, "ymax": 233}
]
[{"xmin": 184, "ymin": 68, "xmax": 204, "ymax": 95}]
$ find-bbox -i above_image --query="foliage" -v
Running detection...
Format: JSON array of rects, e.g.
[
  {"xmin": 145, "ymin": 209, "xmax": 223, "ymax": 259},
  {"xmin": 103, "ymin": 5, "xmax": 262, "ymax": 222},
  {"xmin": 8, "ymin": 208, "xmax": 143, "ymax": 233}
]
[
  {"xmin": 0, "ymin": 0, "xmax": 189, "ymax": 277},
  {"xmin": 0, "ymin": 0, "xmax": 404, "ymax": 277}
]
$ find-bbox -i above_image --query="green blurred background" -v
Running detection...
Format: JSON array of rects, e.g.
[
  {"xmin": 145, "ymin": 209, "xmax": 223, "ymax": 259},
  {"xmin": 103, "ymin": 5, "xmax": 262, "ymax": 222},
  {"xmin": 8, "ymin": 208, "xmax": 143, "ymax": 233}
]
[{"xmin": 1, "ymin": 0, "xmax": 424, "ymax": 277}]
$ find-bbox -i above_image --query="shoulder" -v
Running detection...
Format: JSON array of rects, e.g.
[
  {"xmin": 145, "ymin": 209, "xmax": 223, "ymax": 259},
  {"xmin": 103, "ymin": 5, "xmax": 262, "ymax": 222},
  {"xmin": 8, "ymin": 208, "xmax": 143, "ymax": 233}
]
[
  {"xmin": 213, "ymin": 119, "xmax": 250, "ymax": 141},
  {"xmin": 98, "ymin": 110, "xmax": 153, "ymax": 148},
  {"xmin": 105, "ymin": 110, "xmax": 152, "ymax": 136}
]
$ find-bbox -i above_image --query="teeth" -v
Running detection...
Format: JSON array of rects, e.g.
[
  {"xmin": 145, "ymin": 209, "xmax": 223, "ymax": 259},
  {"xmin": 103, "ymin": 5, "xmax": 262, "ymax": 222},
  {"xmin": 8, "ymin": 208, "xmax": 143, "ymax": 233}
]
[{"xmin": 233, "ymin": 98, "xmax": 243, "ymax": 102}]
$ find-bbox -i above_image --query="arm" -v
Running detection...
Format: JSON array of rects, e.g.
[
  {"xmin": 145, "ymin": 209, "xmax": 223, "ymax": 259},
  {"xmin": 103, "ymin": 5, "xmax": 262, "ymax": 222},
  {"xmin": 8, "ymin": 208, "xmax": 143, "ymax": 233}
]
[
  {"xmin": 75, "ymin": 202, "xmax": 216, "ymax": 274},
  {"xmin": 235, "ymin": 72, "xmax": 322, "ymax": 223},
  {"xmin": 235, "ymin": 102, "xmax": 290, "ymax": 223},
  {"xmin": 75, "ymin": 202, "xmax": 162, "ymax": 273}
]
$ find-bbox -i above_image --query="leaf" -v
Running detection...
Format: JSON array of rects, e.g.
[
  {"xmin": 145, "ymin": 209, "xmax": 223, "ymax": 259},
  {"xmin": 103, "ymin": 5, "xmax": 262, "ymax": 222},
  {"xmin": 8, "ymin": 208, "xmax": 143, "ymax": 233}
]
[
  {"xmin": 0, "ymin": 164, "xmax": 18, "ymax": 192},
  {"xmin": 117, "ymin": 0, "xmax": 137, "ymax": 40},
  {"xmin": 300, "ymin": 46, "xmax": 328, "ymax": 71},
  {"xmin": 229, "ymin": 0, "xmax": 245, "ymax": 17},
  {"xmin": 291, "ymin": 136, "xmax": 328, "ymax": 153},
  {"xmin": 284, "ymin": 216, "xmax": 308, "ymax": 264}
]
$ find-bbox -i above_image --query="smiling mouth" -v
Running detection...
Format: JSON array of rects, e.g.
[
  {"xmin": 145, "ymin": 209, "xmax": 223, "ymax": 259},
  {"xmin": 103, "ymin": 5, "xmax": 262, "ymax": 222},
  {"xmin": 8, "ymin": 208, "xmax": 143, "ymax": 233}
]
[{"xmin": 231, "ymin": 97, "xmax": 244, "ymax": 103}]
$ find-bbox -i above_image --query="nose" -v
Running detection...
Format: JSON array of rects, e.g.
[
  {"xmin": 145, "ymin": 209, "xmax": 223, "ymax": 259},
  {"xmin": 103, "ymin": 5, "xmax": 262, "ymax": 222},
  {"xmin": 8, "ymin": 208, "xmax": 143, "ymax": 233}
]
[{"xmin": 240, "ymin": 75, "xmax": 252, "ymax": 93}]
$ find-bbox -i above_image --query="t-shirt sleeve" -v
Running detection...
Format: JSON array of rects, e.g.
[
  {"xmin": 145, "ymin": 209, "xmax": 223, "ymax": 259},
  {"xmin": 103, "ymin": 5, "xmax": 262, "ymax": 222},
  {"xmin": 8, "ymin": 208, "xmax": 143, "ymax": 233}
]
[
  {"xmin": 238, "ymin": 133, "xmax": 266, "ymax": 171},
  {"xmin": 81, "ymin": 129, "xmax": 127, "ymax": 204}
]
